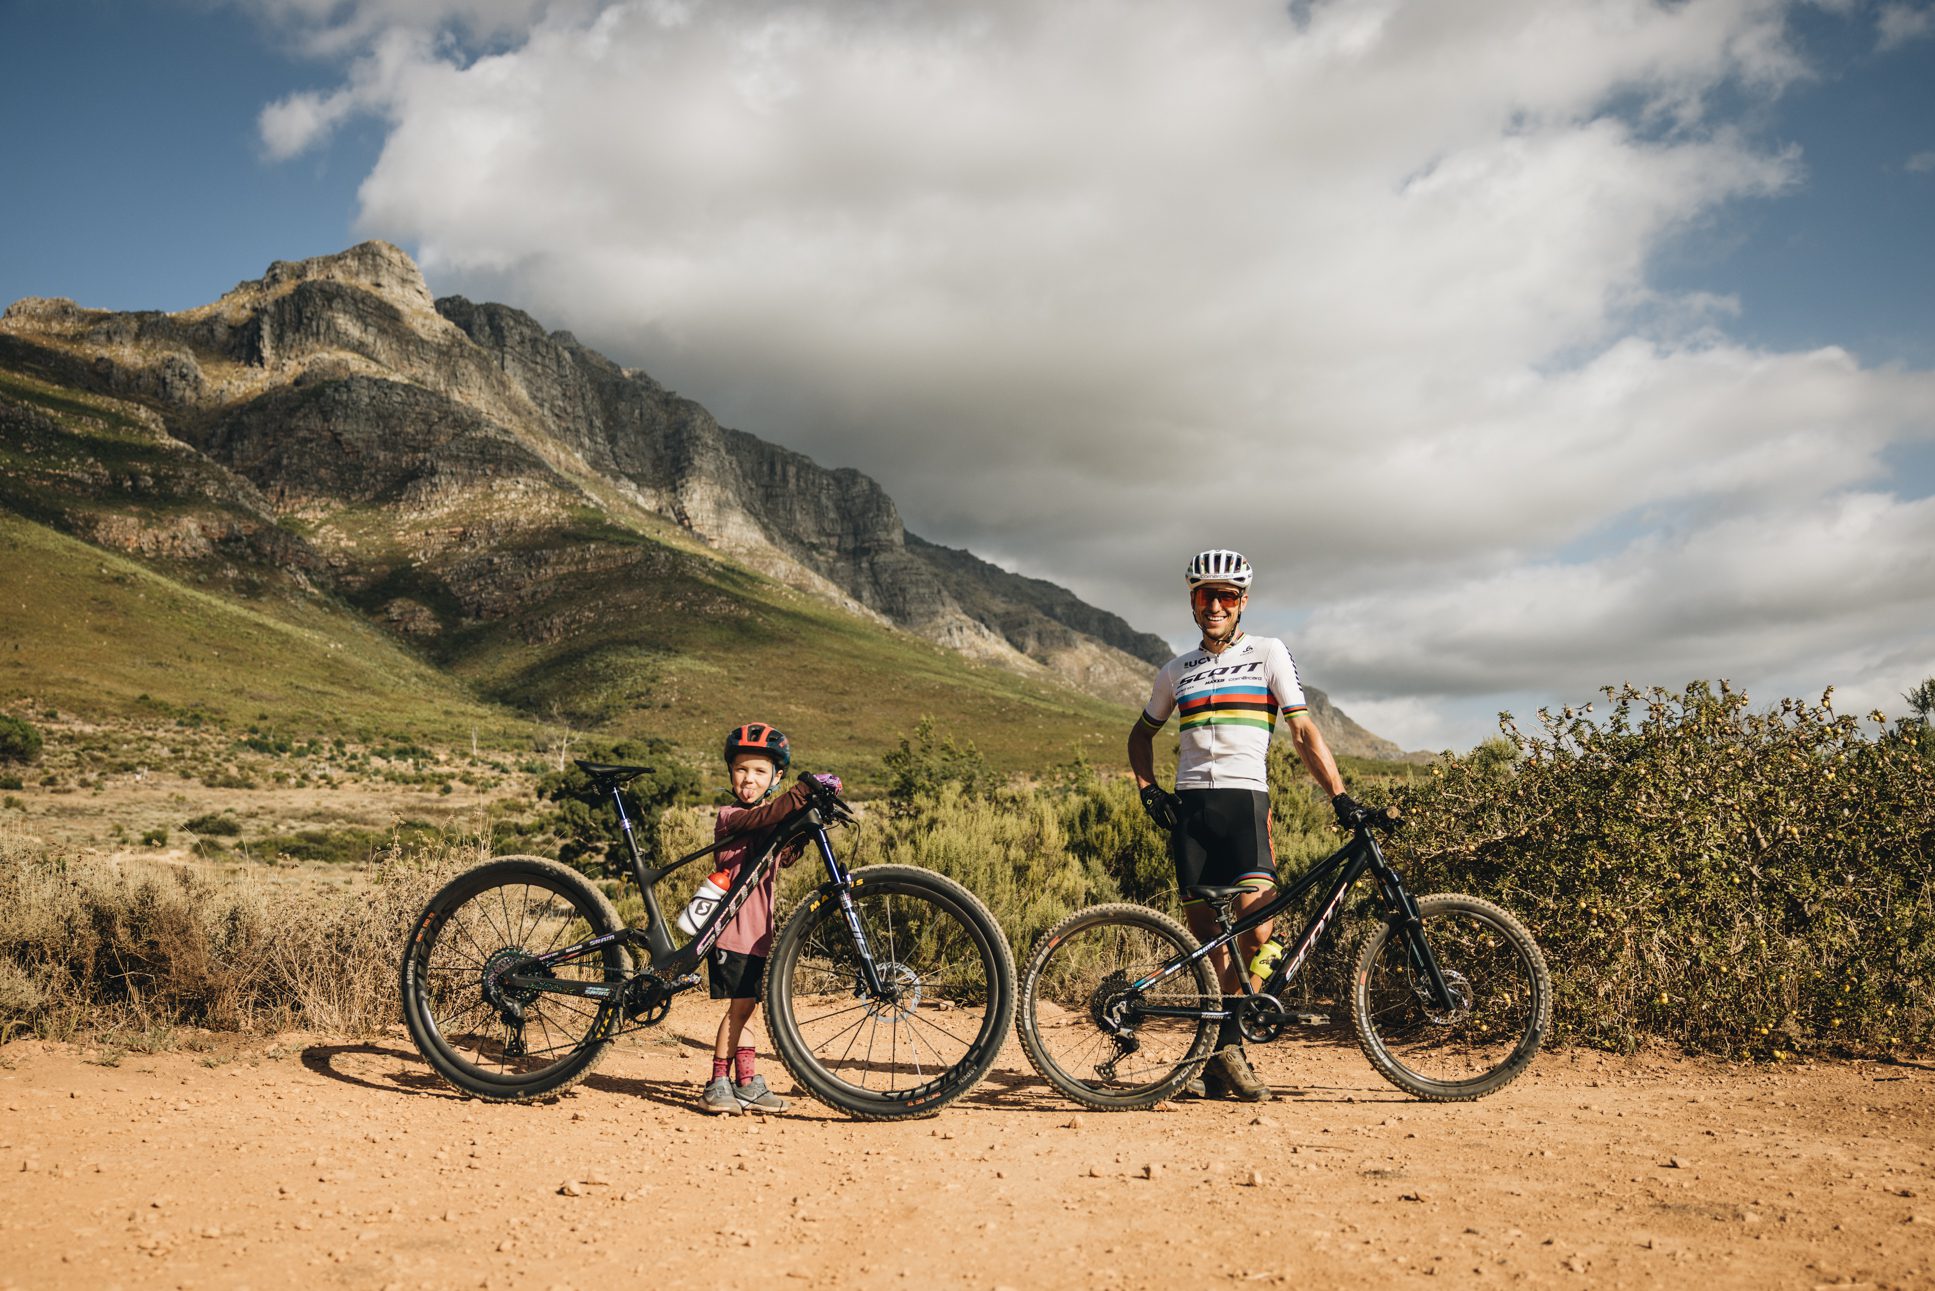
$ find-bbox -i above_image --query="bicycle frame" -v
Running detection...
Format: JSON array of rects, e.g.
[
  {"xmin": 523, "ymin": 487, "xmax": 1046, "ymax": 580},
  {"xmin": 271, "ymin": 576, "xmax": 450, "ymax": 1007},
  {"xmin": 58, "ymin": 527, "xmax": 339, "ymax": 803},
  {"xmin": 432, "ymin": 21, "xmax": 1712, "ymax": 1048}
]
[
  {"xmin": 498, "ymin": 768, "xmax": 891, "ymax": 1005},
  {"xmin": 1128, "ymin": 819, "xmax": 1456, "ymax": 1023}
]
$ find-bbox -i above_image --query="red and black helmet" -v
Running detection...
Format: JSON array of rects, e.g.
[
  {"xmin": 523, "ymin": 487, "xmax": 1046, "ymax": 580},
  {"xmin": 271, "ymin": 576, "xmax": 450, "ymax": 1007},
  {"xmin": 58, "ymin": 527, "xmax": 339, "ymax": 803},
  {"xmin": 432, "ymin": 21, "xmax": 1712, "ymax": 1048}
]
[{"xmin": 723, "ymin": 722, "xmax": 790, "ymax": 772}]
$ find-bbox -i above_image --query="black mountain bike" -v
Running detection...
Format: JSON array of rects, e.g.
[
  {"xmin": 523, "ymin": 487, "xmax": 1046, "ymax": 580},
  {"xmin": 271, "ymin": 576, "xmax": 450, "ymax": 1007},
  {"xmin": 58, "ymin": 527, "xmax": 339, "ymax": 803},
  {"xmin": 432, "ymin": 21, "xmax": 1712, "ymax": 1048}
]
[
  {"xmin": 400, "ymin": 762, "xmax": 1016, "ymax": 1119},
  {"xmin": 1016, "ymin": 809, "xmax": 1549, "ymax": 1109}
]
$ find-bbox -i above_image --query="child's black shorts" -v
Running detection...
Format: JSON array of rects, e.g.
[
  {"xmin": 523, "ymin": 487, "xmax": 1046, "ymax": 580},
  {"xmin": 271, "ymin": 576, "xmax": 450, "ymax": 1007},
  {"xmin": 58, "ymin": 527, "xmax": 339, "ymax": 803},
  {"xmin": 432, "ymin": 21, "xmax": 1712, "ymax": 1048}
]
[{"xmin": 707, "ymin": 948, "xmax": 767, "ymax": 1001}]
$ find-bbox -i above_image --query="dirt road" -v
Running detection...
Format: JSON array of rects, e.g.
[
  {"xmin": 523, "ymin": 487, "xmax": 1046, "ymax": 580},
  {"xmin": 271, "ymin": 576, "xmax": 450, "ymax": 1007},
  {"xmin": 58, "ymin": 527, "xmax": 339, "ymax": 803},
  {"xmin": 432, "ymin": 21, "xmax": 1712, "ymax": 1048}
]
[{"xmin": 2, "ymin": 1019, "xmax": 1929, "ymax": 1290}]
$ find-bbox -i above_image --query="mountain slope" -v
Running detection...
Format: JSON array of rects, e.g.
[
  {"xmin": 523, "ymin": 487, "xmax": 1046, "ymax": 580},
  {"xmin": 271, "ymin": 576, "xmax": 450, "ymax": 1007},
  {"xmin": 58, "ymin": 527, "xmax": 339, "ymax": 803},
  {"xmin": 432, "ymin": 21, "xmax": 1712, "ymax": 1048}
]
[
  {"xmin": 0, "ymin": 241, "xmax": 1411, "ymax": 764},
  {"xmin": 0, "ymin": 352, "xmax": 1127, "ymax": 775}
]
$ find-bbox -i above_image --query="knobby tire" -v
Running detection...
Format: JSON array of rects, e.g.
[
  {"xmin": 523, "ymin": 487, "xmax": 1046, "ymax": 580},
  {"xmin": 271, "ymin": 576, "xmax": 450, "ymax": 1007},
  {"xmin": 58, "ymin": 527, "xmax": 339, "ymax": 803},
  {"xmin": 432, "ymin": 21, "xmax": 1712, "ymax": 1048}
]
[
  {"xmin": 399, "ymin": 856, "xmax": 629, "ymax": 1101},
  {"xmin": 1016, "ymin": 903, "xmax": 1218, "ymax": 1111},
  {"xmin": 763, "ymin": 865, "xmax": 1015, "ymax": 1121},
  {"xmin": 1348, "ymin": 892, "xmax": 1550, "ymax": 1101}
]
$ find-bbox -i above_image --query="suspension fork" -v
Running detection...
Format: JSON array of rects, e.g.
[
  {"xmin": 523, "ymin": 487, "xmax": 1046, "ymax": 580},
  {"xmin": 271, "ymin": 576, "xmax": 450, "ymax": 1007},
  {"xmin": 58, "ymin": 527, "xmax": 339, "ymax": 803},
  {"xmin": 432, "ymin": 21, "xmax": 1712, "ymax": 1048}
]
[
  {"xmin": 810, "ymin": 817, "xmax": 889, "ymax": 997},
  {"xmin": 1363, "ymin": 830, "xmax": 1457, "ymax": 1011}
]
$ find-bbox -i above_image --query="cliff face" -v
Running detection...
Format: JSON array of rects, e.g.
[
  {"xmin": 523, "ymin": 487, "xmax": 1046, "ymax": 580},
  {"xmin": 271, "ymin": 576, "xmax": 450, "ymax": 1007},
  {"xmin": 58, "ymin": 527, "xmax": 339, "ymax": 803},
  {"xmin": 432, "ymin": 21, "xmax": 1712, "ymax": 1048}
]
[{"xmin": 0, "ymin": 242, "xmax": 1406, "ymax": 754}]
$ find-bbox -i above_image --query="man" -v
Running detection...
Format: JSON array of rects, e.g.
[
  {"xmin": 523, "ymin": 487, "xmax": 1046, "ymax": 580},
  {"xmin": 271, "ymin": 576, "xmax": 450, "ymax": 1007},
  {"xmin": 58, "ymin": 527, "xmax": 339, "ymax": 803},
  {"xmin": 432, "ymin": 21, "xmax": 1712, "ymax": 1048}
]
[{"xmin": 1127, "ymin": 548, "xmax": 1361, "ymax": 1101}]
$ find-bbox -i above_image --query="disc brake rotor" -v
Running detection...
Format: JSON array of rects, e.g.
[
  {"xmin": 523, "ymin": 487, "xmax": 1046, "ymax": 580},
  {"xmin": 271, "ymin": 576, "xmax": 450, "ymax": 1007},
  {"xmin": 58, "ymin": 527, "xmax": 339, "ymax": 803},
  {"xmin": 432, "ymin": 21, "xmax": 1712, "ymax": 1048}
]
[
  {"xmin": 1416, "ymin": 968, "xmax": 1474, "ymax": 1025},
  {"xmin": 864, "ymin": 961, "xmax": 922, "ymax": 1022}
]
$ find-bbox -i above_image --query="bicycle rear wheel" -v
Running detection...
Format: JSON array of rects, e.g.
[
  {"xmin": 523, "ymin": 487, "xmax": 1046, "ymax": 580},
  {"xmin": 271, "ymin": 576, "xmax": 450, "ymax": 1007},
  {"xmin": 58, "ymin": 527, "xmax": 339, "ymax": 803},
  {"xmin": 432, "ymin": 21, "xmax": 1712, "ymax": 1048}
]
[
  {"xmin": 399, "ymin": 856, "xmax": 628, "ymax": 1100},
  {"xmin": 764, "ymin": 865, "xmax": 1015, "ymax": 1120},
  {"xmin": 1349, "ymin": 893, "xmax": 1549, "ymax": 1101},
  {"xmin": 1017, "ymin": 903, "xmax": 1217, "ymax": 1111}
]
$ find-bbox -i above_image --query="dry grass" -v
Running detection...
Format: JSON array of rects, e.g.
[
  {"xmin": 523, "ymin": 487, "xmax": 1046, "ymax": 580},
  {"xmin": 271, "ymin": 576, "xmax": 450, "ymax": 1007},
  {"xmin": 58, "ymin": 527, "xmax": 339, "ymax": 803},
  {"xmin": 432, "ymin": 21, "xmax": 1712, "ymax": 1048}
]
[{"xmin": 0, "ymin": 817, "xmax": 477, "ymax": 1044}]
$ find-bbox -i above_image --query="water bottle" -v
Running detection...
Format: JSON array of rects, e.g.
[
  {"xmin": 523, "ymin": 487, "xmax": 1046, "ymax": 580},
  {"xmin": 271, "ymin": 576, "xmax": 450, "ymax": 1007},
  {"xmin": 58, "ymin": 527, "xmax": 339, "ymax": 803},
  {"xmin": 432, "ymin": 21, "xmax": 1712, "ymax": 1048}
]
[
  {"xmin": 676, "ymin": 871, "xmax": 731, "ymax": 935},
  {"xmin": 1248, "ymin": 938, "xmax": 1285, "ymax": 981}
]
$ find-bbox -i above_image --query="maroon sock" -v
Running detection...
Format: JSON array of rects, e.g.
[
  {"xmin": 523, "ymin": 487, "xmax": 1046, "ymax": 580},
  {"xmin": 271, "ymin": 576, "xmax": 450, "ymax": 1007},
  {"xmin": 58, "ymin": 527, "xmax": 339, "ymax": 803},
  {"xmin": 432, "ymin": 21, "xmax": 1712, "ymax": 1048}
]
[
  {"xmin": 734, "ymin": 1046, "xmax": 756, "ymax": 1084},
  {"xmin": 711, "ymin": 1057, "xmax": 730, "ymax": 1082}
]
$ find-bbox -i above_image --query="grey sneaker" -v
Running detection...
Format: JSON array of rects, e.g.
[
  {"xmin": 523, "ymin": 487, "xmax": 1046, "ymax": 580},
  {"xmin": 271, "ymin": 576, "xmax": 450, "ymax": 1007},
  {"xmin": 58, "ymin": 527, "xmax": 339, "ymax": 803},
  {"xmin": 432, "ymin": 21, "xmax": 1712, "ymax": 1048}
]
[
  {"xmin": 734, "ymin": 1074, "xmax": 787, "ymax": 1113},
  {"xmin": 698, "ymin": 1076, "xmax": 742, "ymax": 1115}
]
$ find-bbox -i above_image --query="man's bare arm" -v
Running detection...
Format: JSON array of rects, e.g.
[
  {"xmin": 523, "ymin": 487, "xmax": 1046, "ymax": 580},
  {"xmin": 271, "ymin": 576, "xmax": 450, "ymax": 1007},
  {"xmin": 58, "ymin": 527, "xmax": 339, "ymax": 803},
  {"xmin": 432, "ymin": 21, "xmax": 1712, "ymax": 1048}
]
[
  {"xmin": 1128, "ymin": 721, "xmax": 1158, "ymax": 790},
  {"xmin": 1286, "ymin": 715, "xmax": 1346, "ymax": 800}
]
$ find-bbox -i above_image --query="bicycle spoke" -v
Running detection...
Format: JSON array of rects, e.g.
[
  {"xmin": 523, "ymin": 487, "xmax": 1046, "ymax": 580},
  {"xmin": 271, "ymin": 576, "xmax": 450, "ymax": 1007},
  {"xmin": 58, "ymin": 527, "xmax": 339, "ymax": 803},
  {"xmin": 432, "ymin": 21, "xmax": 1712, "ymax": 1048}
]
[
  {"xmin": 768, "ymin": 869, "xmax": 1013, "ymax": 1113},
  {"xmin": 403, "ymin": 862, "xmax": 623, "ymax": 1098},
  {"xmin": 1349, "ymin": 896, "xmax": 1548, "ymax": 1100},
  {"xmin": 1017, "ymin": 905, "xmax": 1215, "ymax": 1109}
]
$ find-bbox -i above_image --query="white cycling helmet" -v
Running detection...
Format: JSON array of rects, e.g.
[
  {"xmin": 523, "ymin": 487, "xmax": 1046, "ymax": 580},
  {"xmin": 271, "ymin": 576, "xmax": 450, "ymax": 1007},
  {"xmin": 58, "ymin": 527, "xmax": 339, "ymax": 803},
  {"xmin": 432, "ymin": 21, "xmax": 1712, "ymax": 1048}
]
[{"xmin": 1186, "ymin": 549, "xmax": 1253, "ymax": 590}]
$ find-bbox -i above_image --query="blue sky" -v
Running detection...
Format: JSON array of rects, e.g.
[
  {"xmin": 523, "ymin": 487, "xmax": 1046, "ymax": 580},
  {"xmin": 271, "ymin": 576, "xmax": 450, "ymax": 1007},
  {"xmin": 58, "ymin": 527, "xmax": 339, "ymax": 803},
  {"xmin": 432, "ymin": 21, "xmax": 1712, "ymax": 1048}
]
[{"xmin": 3, "ymin": 0, "xmax": 1932, "ymax": 752}]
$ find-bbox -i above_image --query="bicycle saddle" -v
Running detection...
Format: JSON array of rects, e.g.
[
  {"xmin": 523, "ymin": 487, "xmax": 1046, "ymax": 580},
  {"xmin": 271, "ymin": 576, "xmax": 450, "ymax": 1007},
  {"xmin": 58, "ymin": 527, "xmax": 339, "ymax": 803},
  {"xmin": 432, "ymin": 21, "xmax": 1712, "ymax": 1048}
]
[
  {"xmin": 574, "ymin": 760, "xmax": 650, "ymax": 786},
  {"xmin": 1184, "ymin": 884, "xmax": 1249, "ymax": 904}
]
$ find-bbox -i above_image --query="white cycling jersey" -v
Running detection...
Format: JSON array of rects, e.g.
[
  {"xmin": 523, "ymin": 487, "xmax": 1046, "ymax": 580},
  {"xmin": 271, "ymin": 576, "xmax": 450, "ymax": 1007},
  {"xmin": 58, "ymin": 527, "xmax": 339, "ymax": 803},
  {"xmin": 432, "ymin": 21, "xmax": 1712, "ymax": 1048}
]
[{"xmin": 1136, "ymin": 632, "xmax": 1309, "ymax": 792}]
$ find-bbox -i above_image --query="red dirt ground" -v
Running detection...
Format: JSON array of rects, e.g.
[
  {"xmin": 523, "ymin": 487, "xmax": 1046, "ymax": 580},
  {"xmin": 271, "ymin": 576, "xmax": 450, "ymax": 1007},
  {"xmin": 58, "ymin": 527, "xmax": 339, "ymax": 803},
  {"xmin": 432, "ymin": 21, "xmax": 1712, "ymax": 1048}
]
[{"xmin": 1, "ymin": 1019, "xmax": 1930, "ymax": 1290}]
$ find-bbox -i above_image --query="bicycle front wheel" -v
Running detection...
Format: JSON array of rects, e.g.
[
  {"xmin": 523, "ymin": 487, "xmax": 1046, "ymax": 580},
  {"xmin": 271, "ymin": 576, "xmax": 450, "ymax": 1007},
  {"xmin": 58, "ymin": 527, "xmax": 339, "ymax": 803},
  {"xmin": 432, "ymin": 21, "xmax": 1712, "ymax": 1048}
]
[
  {"xmin": 764, "ymin": 865, "xmax": 1015, "ymax": 1120},
  {"xmin": 399, "ymin": 856, "xmax": 628, "ymax": 1101},
  {"xmin": 1349, "ymin": 893, "xmax": 1550, "ymax": 1101},
  {"xmin": 1017, "ymin": 903, "xmax": 1217, "ymax": 1111}
]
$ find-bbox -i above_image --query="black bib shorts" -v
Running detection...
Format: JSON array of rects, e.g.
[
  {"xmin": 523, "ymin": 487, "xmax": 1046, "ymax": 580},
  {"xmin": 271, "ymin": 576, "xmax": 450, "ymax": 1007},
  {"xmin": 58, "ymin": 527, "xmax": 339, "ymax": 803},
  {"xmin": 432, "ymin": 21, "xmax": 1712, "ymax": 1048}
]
[{"xmin": 1171, "ymin": 787, "xmax": 1277, "ymax": 903}]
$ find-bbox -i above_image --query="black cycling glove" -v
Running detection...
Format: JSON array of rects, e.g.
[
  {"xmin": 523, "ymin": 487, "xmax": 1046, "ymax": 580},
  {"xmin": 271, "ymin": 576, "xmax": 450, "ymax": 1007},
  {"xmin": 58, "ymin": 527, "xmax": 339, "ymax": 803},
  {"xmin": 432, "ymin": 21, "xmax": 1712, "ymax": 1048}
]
[
  {"xmin": 1331, "ymin": 791, "xmax": 1365, "ymax": 828},
  {"xmin": 1139, "ymin": 784, "xmax": 1181, "ymax": 832}
]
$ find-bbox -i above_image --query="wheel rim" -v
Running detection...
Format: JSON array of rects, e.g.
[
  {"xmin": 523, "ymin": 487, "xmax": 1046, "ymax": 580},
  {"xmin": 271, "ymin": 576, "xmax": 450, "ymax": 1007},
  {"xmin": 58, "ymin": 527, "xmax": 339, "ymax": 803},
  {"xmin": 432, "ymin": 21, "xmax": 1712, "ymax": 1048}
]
[
  {"xmin": 1027, "ymin": 915, "xmax": 1212, "ymax": 1098},
  {"xmin": 409, "ymin": 875, "xmax": 620, "ymax": 1086},
  {"xmin": 1360, "ymin": 905, "xmax": 1540, "ymax": 1090},
  {"xmin": 777, "ymin": 883, "xmax": 1001, "ymax": 1103}
]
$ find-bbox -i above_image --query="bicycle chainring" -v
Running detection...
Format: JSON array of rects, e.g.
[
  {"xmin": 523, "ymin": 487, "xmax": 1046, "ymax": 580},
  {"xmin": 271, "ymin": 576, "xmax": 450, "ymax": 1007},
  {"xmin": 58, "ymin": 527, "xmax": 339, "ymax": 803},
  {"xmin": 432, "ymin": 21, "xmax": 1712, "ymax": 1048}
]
[
  {"xmin": 1235, "ymin": 993, "xmax": 1290, "ymax": 1043},
  {"xmin": 621, "ymin": 973, "xmax": 673, "ymax": 1025}
]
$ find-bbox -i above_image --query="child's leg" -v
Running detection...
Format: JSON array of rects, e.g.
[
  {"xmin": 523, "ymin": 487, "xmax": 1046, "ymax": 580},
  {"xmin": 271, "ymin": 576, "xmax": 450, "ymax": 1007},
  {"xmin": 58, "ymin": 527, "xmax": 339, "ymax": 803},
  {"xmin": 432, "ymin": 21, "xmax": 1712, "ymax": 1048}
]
[{"xmin": 714, "ymin": 997, "xmax": 757, "ymax": 1060}]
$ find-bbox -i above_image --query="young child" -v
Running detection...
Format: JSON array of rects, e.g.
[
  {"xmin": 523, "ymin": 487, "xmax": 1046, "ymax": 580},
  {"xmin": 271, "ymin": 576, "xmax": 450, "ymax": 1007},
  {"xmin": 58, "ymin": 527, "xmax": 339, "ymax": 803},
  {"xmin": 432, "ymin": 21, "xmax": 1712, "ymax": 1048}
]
[{"xmin": 697, "ymin": 722, "xmax": 839, "ymax": 1115}]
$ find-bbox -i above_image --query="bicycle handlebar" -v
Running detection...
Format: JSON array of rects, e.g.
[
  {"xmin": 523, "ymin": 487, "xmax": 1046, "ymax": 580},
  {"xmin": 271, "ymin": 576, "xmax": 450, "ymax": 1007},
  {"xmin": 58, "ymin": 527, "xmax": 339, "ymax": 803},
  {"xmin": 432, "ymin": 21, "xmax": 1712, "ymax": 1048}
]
[{"xmin": 1345, "ymin": 805, "xmax": 1402, "ymax": 831}]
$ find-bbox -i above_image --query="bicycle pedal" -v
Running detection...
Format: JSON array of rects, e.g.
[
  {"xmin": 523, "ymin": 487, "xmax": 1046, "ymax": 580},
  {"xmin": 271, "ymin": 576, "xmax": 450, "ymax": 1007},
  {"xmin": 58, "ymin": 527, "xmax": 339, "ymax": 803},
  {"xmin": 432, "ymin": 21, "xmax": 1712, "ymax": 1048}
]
[{"xmin": 671, "ymin": 973, "xmax": 701, "ymax": 992}]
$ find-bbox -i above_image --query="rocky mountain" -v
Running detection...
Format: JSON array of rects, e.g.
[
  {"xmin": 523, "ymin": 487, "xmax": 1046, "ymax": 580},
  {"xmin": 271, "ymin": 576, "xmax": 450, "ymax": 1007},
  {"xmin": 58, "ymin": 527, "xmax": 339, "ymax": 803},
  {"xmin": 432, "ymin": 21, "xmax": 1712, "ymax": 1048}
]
[{"xmin": 0, "ymin": 241, "xmax": 1409, "ymax": 761}]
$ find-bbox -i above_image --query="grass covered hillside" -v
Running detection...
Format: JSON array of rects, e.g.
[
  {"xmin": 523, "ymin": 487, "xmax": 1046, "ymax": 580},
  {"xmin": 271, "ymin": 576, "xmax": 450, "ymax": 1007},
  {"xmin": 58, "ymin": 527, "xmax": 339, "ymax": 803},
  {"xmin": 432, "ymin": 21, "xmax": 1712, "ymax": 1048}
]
[
  {"xmin": 0, "ymin": 356, "xmax": 1132, "ymax": 781},
  {"xmin": 0, "ymin": 513, "xmax": 526, "ymax": 744}
]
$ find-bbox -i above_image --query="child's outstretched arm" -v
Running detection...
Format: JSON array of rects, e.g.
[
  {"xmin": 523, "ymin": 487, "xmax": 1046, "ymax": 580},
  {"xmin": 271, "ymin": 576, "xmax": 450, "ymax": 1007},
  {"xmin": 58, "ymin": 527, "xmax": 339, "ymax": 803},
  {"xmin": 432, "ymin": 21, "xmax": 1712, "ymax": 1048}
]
[{"xmin": 716, "ymin": 776, "xmax": 812, "ymax": 836}]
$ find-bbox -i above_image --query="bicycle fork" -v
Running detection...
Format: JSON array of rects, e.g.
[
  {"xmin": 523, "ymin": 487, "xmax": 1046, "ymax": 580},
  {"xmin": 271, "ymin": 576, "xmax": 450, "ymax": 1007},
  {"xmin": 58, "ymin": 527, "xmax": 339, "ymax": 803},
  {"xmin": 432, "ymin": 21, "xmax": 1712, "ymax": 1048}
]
[
  {"xmin": 811, "ymin": 822, "xmax": 891, "ymax": 1000},
  {"xmin": 1364, "ymin": 842, "xmax": 1458, "ymax": 1014}
]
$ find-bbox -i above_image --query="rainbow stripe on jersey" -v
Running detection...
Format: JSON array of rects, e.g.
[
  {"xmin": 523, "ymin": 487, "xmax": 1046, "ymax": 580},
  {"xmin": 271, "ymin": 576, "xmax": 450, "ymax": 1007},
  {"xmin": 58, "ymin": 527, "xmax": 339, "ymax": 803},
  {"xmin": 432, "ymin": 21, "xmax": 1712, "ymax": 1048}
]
[
  {"xmin": 1178, "ymin": 684, "xmax": 1283, "ymax": 732},
  {"xmin": 1139, "ymin": 632, "xmax": 1311, "ymax": 791}
]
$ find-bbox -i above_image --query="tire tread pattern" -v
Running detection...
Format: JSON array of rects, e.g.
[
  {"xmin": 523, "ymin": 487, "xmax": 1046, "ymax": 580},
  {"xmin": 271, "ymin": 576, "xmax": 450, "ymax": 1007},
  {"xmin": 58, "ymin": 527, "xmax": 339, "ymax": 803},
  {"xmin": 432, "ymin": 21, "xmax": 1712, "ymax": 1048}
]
[
  {"xmin": 763, "ymin": 865, "xmax": 1016, "ymax": 1121},
  {"xmin": 1347, "ymin": 892, "xmax": 1550, "ymax": 1102},
  {"xmin": 1015, "ymin": 902, "xmax": 1218, "ymax": 1112},
  {"xmin": 399, "ymin": 855, "xmax": 628, "ymax": 1102}
]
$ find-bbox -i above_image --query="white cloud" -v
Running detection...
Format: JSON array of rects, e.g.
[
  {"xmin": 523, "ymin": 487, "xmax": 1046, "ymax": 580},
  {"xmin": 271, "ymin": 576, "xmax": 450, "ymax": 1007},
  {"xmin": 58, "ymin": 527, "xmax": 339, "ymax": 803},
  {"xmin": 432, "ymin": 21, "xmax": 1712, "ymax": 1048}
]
[
  {"xmin": 1908, "ymin": 149, "xmax": 1935, "ymax": 173},
  {"xmin": 1876, "ymin": 3, "xmax": 1935, "ymax": 50},
  {"xmin": 245, "ymin": 0, "xmax": 1935, "ymax": 748},
  {"xmin": 258, "ymin": 86, "xmax": 356, "ymax": 159},
  {"xmin": 240, "ymin": 0, "xmax": 588, "ymax": 57}
]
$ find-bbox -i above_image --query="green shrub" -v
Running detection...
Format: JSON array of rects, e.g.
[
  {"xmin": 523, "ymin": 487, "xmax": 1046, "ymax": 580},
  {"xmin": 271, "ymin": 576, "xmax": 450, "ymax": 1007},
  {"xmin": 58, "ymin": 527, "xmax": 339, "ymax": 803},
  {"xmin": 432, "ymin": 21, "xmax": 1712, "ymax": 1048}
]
[
  {"xmin": 1383, "ymin": 682, "xmax": 1935, "ymax": 1059},
  {"xmin": 139, "ymin": 828, "xmax": 168, "ymax": 847},
  {"xmin": 536, "ymin": 737, "xmax": 702, "ymax": 876},
  {"xmin": 0, "ymin": 775, "xmax": 21, "ymax": 792},
  {"xmin": 0, "ymin": 715, "xmax": 43, "ymax": 766},
  {"xmin": 183, "ymin": 813, "xmax": 243, "ymax": 837},
  {"xmin": 882, "ymin": 717, "xmax": 997, "ymax": 817},
  {"xmin": 254, "ymin": 824, "xmax": 441, "ymax": 865}
]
